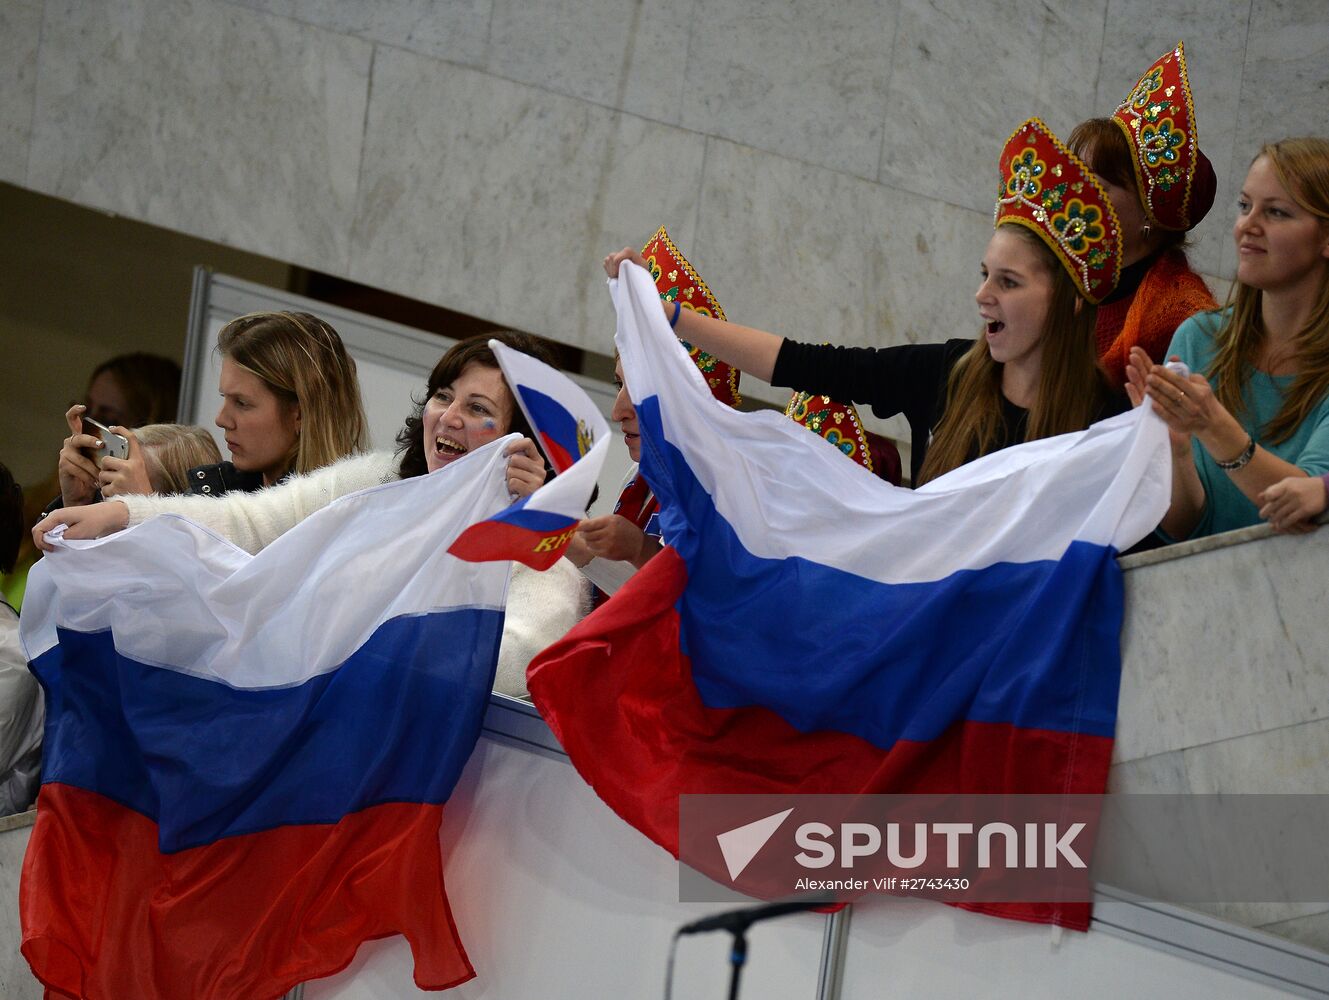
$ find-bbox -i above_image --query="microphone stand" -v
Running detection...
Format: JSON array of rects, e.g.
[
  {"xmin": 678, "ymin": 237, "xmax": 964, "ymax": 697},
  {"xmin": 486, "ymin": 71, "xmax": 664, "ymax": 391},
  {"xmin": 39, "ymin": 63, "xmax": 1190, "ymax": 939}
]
[
  {"xmin": 670, "ymin": 894, "xmax": 834, "ymax": 1000},
  {"xmin": 726, "ymin": 927, "xmax": 748, "ymax": 1000}
]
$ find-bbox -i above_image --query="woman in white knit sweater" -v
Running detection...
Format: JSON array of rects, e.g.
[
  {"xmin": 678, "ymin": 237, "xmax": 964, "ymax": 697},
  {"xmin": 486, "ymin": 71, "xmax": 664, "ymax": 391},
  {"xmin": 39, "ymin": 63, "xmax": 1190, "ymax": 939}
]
[{"xmin": 34, "ymin": 332, "xmax": 592, "ymax": 698}]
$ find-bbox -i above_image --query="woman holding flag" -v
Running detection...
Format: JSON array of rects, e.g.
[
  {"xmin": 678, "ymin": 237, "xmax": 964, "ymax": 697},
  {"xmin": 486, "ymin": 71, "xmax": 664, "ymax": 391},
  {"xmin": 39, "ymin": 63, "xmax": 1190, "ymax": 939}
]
[
  {"xmin": 33, "ymin": 331, "xmax": 591, "ymax": 698},
  {"xmin": 533, "ymin": 118, "xmax": 1159, "ymax": 935},
  {"xmin": 606, "ymin": 119, "xmax": 1129, "ymax": 487},
  {"xmin": 566, "ymin": 353, "xmax": 665, "ymax": 572}
]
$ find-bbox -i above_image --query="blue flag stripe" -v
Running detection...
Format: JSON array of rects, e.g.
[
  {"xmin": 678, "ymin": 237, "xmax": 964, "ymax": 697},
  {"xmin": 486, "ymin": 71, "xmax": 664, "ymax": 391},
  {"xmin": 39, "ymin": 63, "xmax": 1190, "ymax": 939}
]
[
  {"xmin": 32, "ymin": 607, "xmax": 504, "ymax": 852},
  {"xmin": 519, "ymin": 386, "xmax": 582, "ymax": 464},
  {"xmin": 484, "ymin": 496, "xmax": 578, "ymax": 532}
]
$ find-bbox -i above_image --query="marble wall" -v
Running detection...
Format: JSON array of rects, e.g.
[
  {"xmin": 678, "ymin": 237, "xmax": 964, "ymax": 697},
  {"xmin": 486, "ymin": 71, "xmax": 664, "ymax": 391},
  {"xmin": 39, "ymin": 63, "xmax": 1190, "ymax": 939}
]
[
  {"xmin": 1113, "ymin": 524, "xmax": 1329, "ymax": 952},
  {"xmin": 0, "ymin": 0, "xmax": 42, "ymax": 187},
  {"xmin": 6, "ymin": 0, "xmax": 1328, "ymax": 408},
  {"xmin": 1115, "ymin": 524, "xmax": 1329, "ymax": 768},
  {"xmin": 26, "ymin": 0, "xmax": 372, "ymax": 276}
]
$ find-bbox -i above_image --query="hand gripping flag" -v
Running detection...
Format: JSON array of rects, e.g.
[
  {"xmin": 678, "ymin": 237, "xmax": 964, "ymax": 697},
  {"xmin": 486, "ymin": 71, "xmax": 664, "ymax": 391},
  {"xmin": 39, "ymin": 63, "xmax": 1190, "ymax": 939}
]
[
  {"xmin": 527, "ymin": 262, "xmax": 1172, "ymax": 931},
  {"xmin": 448, "ymin": 339, "xmax": 610, "ymax": 570},
  {"xmin": 19, "ymin": 440, "xmax": 518, "ymax": 1000}
]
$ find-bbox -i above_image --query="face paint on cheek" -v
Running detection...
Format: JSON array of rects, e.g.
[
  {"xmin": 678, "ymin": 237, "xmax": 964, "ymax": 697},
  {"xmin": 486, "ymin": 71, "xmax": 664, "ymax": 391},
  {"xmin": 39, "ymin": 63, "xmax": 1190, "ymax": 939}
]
[{"xmin": 482, "ymin": 419, "xmax": 497, "ymax": 431}]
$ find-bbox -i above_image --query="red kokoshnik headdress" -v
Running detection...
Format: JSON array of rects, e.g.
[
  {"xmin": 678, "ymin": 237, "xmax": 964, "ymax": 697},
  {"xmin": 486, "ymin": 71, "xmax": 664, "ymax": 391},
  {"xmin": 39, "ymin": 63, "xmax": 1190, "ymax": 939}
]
[
  {"xmin": 994, "ymin": 118, "xmax": 1123, "ymax": 305},
  {"xmin": 1113, "ymin": 41, "xmax": 1216, "ymax": 232},
  {"xmin": 785, "ymin": 392, "xmax": 876, "ymax": 474},
  {"xmin": 641, "ymin": 226, "xmax": 742, "ymax": 407}
]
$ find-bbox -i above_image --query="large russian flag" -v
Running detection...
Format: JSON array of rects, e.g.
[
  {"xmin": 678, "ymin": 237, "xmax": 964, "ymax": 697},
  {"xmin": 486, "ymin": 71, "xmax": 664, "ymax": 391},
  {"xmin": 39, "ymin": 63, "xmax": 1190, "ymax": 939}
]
[
  {"xmin": 19, "ymin": 440, "xmax": 517, "ymax": 999},
  {"xmin": 449, "ymin": 340, "xmax": 610, "ymax": 570},
  {"xmin": 527, "ymin": 262, "xmax": 1172, "ymax": 930}
]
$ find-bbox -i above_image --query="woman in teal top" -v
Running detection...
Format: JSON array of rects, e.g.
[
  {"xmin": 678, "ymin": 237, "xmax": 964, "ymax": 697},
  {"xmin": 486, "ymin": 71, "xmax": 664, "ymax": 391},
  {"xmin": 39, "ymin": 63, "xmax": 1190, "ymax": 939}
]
[
  {"xmin": 1127, "ymin": 137, "xmax": 1329, "ymax": 540},
  {"xmin": 1154, "ymin": 311, "xmax": 1329, "ymax": 536}
]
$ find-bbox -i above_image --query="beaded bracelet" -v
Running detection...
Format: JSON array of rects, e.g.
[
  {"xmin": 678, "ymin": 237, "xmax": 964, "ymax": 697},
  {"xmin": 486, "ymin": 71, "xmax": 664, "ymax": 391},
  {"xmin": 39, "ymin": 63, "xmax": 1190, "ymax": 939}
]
[
  {"xmin": 1214, "ymin": 435, "xmax": 1256, "ymax": 471},
  {"xmin": 669, "ymin": 300, "xmax": 681, "ymax": 329}
]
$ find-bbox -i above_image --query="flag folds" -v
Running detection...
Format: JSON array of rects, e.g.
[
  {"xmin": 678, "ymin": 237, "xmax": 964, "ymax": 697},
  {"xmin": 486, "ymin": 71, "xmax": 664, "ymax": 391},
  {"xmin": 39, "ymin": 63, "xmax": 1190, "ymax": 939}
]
[
  {"xmin": 527, "ymin": 262, "xmax": 1172, "ymax": 930},
  {"xmin": 448, "ymin": 339, "xmax": 610, "ymax": 570},
  {"xmin": 20, "ymin": 441, "xmax": 518, "ymax": 999}
]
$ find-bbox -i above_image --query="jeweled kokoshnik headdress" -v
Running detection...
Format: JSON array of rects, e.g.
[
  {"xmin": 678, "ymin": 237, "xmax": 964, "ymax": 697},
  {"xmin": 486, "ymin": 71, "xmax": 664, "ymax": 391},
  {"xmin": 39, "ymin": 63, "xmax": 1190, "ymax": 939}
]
[
  {"xmin": 641, "ymin": 226, "xmax": 742, "ymax": 407},
  {"xmin": 1113, "ymin": 41, "xmax": 1216, "ymax": 233},
  {"xmin": 995, "ymin": 118, "xmax": 1123, "ymax": 305}
]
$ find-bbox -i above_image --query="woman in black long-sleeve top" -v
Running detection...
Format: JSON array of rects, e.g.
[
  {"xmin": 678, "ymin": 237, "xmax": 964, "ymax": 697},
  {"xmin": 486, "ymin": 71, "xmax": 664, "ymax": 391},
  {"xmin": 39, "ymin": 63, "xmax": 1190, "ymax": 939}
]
[{"xmin": 606, "ymin": 119, "xmax": 1130, "ymax": 485}]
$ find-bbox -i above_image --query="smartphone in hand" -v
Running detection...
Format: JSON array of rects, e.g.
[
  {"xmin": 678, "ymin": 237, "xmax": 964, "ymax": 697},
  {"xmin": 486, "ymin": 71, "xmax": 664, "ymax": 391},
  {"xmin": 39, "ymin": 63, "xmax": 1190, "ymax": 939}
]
[{"xmin": 82, "ymin": 416, "xmax": 131, "ymax": 463}]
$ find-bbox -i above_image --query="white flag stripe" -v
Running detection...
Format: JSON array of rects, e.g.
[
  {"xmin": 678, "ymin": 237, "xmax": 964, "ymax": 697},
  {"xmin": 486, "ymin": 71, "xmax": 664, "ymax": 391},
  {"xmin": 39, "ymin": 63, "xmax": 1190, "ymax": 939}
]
[
  {"xmin": 22, "ymin": 439, "xmax": 515, "ymax": 687},
  {"xmin": 514, "ymin": 433, "xmax": 610, "ymax": 518}
]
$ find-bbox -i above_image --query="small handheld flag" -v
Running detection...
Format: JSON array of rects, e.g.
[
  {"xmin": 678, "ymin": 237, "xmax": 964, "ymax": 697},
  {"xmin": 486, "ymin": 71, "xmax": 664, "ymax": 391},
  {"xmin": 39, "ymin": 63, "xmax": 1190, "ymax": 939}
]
[{"xmin": 448, "ymin": 340, "xmax": 610, "ymax": 570}]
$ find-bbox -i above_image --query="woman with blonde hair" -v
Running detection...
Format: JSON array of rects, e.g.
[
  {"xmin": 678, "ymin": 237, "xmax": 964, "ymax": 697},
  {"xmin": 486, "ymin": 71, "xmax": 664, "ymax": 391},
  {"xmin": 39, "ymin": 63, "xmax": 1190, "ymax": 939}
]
[
  {"xmin": 605, "ymin": 119, "xmax": 1128, "ymax": 486},
  {"xmin": 62, "ymin": 311, "xmax": 368, "ymax": 503},
  {"xmin": 1128, "ymin": 136, "xmax": 1329, "ymax": 539},
  {"xmin": 127, "ymin": 424, "xmax": 224, "ymax": 496},
  {"xmin": 203, "ymin": 310, "xmax": 368, "ymax": 490}
]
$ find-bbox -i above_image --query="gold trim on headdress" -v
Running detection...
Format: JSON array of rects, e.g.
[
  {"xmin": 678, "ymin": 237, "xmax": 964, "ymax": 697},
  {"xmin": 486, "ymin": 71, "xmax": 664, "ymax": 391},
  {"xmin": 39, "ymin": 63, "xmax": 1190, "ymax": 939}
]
[
  {"xmin": 785, "ymin": 392, "xmax": 874, "ymax": 473},
  {"xmin": 641, "ymin": 226, "xmax": 742, "ymax": 407},
  {"xmin": 994, "ymin": 118, "xmax": 1122, "ymax": 304},
  {"xmin": 1113, "ymin": 42, "xmax": 1211, "ymax": 232}
]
